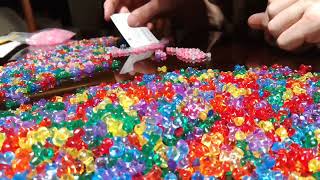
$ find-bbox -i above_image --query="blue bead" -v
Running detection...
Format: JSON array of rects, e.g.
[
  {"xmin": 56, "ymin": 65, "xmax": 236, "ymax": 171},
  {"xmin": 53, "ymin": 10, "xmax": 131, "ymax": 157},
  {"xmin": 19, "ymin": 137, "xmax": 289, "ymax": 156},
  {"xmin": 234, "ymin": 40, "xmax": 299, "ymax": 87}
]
[
  {"xmin": 191, "ymin": 171, "xmax": 203, "ymax": 180},
  {"xmin": 164, "ymin": 173, "xmax": 178, "ymax": 180}
]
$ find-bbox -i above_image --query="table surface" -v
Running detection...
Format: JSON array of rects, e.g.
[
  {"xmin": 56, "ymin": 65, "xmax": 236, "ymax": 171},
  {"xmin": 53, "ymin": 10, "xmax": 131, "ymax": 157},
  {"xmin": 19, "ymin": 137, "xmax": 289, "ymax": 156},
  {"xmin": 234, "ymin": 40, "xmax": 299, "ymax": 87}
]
[{"xmin": 11, "ymin": 39, "xmax": 320, "ymax": 105}]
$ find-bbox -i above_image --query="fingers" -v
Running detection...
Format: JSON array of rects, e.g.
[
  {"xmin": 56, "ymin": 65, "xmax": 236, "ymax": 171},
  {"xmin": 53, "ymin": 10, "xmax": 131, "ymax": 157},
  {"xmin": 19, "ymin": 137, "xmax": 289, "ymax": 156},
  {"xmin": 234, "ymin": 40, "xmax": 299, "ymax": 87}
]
[
  {"xmin": 268, "ymin": 0, "xmax": 307, "ymax": 37},
  {"xmin": 119, "ymin": 6, "xmax": 130, "ymax": 13},
  {"xmin": 267, "ymin": 0, "xmax": 297, "ymax": 19},
  {"xmin": 248, "ymin": 12, "xmax": 268, "ymax": 30},
  {"xmin": 128, "ymin": 1, "xmax": 159, "ymax": 27},
  {"xmin": 104, "ymin": 0, "xmax": 120, "ymax": 21},
  {"xmin": 276, "ymin": 3, "xmax": 320, "ymax": 51}
]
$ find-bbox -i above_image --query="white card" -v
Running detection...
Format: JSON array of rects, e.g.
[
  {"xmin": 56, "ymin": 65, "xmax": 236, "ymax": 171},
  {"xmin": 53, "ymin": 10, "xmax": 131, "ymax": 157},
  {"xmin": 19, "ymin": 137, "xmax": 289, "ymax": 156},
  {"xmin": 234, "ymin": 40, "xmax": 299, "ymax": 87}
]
[
  {"xmin": 111, "ymin": 13, "xmax": 159, "ymax": 48},
  {"xmin": 120, "ymin": 52, "xmax": 153, "ymax": 74},
  {"xmin": 0, "ymin": 41, "xmax": 22, "ymax": 58},
  {"xmin": 111, "ymin": 13, "xmax": 158, "ymax": 74}
]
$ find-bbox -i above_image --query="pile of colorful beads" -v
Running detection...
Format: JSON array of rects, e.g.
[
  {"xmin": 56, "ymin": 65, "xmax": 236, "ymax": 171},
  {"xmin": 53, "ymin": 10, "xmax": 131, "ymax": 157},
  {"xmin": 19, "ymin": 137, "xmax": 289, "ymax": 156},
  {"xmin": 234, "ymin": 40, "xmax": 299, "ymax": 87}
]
[
  {"xmin": 0, "ymin": 65, "xmax": 319, "ymax": 179},
  {"xmin": 0, "ymin": 37, "xmax": 118, "ymax": 108}
]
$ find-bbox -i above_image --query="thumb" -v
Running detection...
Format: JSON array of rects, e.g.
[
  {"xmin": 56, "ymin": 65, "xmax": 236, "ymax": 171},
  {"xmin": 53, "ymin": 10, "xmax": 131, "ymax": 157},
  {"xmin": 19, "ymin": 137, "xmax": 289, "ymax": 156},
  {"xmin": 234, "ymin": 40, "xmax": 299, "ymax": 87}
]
[
  {"xmin": 128, "ymin": 1, "xmax": 159, "ymax": 27},
  {"xmin": 248, "ymin": 12, "xmax": 268, "ymax": 30}
]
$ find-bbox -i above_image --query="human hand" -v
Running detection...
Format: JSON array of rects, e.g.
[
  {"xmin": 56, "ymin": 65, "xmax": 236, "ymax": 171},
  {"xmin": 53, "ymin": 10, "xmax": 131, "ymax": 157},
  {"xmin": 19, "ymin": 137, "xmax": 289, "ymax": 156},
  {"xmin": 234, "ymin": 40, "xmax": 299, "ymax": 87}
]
[
  {"xmin": 248, "ymin": 0, "xmax": 320, "ymax": 51},
  {"xmin": 104, "ymin": 0, "xmax": 180, "ymax": 27}
]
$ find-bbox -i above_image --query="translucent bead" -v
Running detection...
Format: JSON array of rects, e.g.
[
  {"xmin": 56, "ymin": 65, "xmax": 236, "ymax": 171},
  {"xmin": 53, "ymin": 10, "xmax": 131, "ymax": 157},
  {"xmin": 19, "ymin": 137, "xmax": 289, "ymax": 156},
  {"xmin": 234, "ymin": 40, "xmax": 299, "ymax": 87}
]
[
  {"xmin": 35, "ymin": 127, "xmax": 50, "ymax": 145},
  {"xmin": 235, "ymin": 130, "xmax": 246, "ymax": 141},
  {"xmin": 164, "ymin": 172, "xmax": 178, "ymax": 180},
  {"xmin": 275, "ymin": 127, "xmax": 288, "ymax": 140},
  {"xmin": 52, "ymin": 128, "xmax": 72, "ymax": 147},
  {"xmin": 134, "ymin": 123, "xmax": 146, "ymax": 135},
  {"xmin": 199, "ymin": 112, "xmax": 207, "ymax": 121},
  {"xmin": 308, "ymin": 159, "xmax": 320, "ymax": 173},
  {"xmin": 233, "ymin": 117, "xmax": 245, "ymax": 126},
  {"xmin": 258, "ymin": 121, "xmax": 274, "ymax": 132},
  {"xmin": 0, "ymin": 133, "xmax": 6, "ymax": 149}
]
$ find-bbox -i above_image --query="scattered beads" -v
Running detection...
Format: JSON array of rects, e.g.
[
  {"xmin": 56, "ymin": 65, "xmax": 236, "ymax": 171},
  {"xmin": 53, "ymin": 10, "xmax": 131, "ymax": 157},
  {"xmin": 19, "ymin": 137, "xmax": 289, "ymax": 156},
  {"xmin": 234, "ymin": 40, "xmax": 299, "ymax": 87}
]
[
  {"xmin": 0, "ymin": 37, "xmax": 171, "ymax": 108},
  {"xmin": 0, "ymin": 37, "xmax": 118, "ymax": 108},
  {"xmin": 0, "ymin": 64, "xmax": 318, "ymax": 179}
]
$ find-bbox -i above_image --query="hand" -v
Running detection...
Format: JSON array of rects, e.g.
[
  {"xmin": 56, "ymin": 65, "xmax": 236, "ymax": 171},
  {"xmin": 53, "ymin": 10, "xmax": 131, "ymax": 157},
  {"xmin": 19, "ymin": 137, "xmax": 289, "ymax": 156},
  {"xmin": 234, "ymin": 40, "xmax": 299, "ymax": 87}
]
[
  {"xmin": 248, "ymin": 0, "xmax": 320, "ymax": 51},
  {"xmin": 104, "ymin": 0, "xmax": 180, "ymax": 27}
]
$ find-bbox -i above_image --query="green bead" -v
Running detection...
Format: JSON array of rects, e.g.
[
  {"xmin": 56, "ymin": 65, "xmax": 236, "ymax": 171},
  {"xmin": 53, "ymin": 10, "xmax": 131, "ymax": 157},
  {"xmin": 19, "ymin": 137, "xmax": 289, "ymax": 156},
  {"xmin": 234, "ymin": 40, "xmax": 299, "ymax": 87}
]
[
  {"xmin": 21, "ymin": 112, "xmax": 34, "ymax": 121},
  {"xmin": 240, "ymin": 159, "xmax": 247, "ymax": 166},
  {"xmin": 149, "ymin": 134, "xmax": 160, "ymax": 145},
  {"xmin": 5, "ymin": 101, "xmax": 19, "ymax": 109},
  {"xmin": 313, "ymin": 172, "xmax": 320, "ymax": 179},
  {"xmin": 161, "ymin": 168, "xmax": 169, "ymax": 178},
  {"xmin": 304, "ymin": 137, "xmax": 318, "ymax": 148},
  {"xmin": 79, "ymin": 173, "xmax": 93, "ymax": 180},
  {"xmin": 122, "ymin": 121, "xmax": 135, "ymax": 133},
  {"xmin": 32, "ymin": 144, "xmax": 42, "ymax": 157},
  {"xmin": 41, "ymin": 148, "xmax": 54, "ymax": 160},
  {"xmin": 236, "ymin": 141, "xmax": 248, "ymax": 151},
  {"xmin": 0, "ymin": 111, "xmax": 14, "ymax": 118},
  {"xmin": 45, "ymin": 102, "xmax": 65, "ymax": 111},
  {"xmin": 111, "ymin": 60, "xmax": 122, "ymax": 71},
  {"xmin": 313, "ymin": 92, "xmax": 320, "ymax": 104},
  {"xmin": 123, "ymin": 152, "xmax": 133, "ymax": 162},
  {"xmin": 269, "ymin": 118, "xmax": 277, "ymax": 123},
  {"xmin": 162, "ymin": 136, "xmax": 177, "ymax": 146},
  {"xmin": 30, "ymin": 156, "xmax": 42, "ymax": 166},
  {"xmin": 142, "ymin": 144, "xmax": 154, "ymax": 155}
]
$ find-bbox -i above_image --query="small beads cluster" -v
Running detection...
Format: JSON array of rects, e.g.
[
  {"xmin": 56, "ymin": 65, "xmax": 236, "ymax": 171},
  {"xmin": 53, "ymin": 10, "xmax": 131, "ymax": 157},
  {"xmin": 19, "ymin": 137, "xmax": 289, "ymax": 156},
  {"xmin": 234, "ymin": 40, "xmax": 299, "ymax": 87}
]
[
  {"xmin": 0, "ymin": 37, "xmax": 118, "ymax": 108},
  {"xmin": 0, "ymin": 64, "xmax": 319, "ymax": 179}
]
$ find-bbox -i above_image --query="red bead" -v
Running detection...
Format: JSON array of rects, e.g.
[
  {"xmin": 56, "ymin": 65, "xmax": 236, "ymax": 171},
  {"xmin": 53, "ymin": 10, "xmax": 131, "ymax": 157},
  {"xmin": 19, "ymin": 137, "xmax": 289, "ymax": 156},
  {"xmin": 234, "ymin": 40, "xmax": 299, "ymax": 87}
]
[{"xmin": 174, "ymin": 127, "xmax": 184, "ymax": 137}]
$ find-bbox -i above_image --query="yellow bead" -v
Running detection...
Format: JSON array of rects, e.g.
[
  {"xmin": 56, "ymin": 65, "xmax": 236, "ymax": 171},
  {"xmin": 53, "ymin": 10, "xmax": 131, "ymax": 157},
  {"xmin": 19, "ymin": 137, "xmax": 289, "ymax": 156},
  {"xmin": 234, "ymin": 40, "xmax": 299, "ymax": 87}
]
[
  {"xmin": 0, "ymin": 133, "xmax": 5, "ymax": 149},
  {"xmin": 35, "ymin": 127, "xmax": 51, "ymax": 145},
  {"xmin": 201, "ymin": 134, "xmax": 213, "ymax": 148},
  {"xmin": 153, "ymin": 138, "xmax": 163, "ymax": 151},
  {"xmin": 253, "ymin": 151, "xmax": 261, "ymax": 158},
  {"xmin": 55, "ymin": 96, "xmax": 63, "ymax": 102},
  {"xmin": 308, "ymin": 159, "xmax": 320, "ymax": 173},
  {"xmin": 52, "ymin": 128, "xmax": 71, "ymax": 147},
  {"xmin": 157, "ymin": 66, "xmax": 167, "ymax": 73},
  {"xmin": 212, "ymin": 132, "xmax": 224, "ymax": 145},
  {"xmin": 258, "ymin": 121, "xmax": 274, "ymax": 132},
  {"xmin": 137, "ymin": 135, "xmax": 147, "ymax": 146},
  {"xmin": 78, "ymin": 149, "xmax": 94, "ymax": 169},
  {"xmin": 19, "ymin": 137, "xmax": 33, "ymax": 149},
  {"xmin": 292, "ymin": 83, "xmax": 306, "ymax": 95},
  {"xmin": 235, "ymin": 130, "xmax": 246, "ymax": 141},
  {"xmin": 106, "ymin": 119, "xmax": 127, "ymax": 137},
  {"xmin": 275, "ymin": 127, "xmax": 288, "ymax": 140},
  {"xmin": 235, "ymin": 74, "xmax": 246, "ymax": 79},
  {"xmin": 127, "ymin": 110, "xmax": 137, "ymax": 117},
  {"xmin": 134, "ymin": 123, "xmax": 146, "ymax": 135},
  {"xmin": 119, "ymin": 95, "xmax": 134, "ymax": 109},
  {"xmin": 178, "ymin": 75, "xmax": 185, "ymax": 82},
  {"xmin": 233, "ymin": 147, "xmax": 244, "ymax": 158},
  {"xmin": 233, "ymin": 117, "xmax": 245, "ymax": 126},
  {"xmin": 314, "ymin": 129, "xmax": 320, "ymax": 142},
  {"xmin": 69, "ymin": 98, "xmax": 77, "ymax": 105},
  {"xmin": 65, "ymin": 148, "xmax": 79, "ymax": 159},
  {"xmin": 61, "ymin": 174, "xmax": 75, "ymax": 180},
  {"xmin": 283, "ymin": 89, "xmax": 293, "ymax": 101},
  {"xmin": 199, "ymin": 112, "xmax": 207, "ymax": 121}
]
